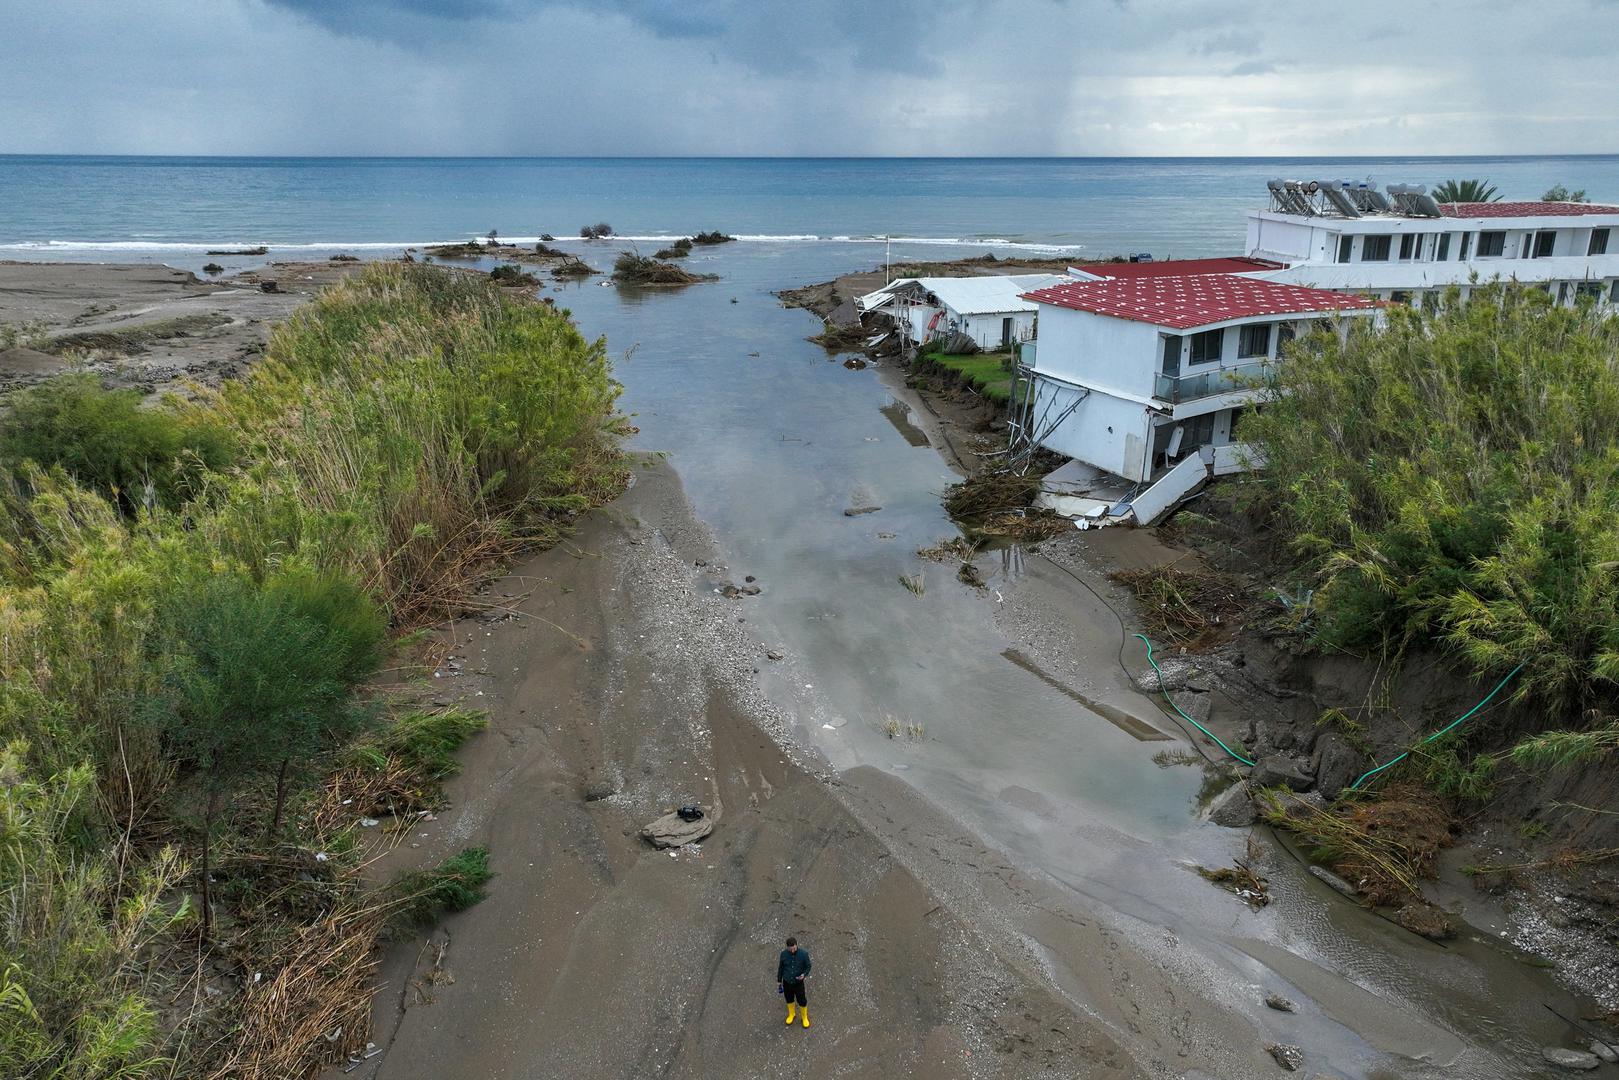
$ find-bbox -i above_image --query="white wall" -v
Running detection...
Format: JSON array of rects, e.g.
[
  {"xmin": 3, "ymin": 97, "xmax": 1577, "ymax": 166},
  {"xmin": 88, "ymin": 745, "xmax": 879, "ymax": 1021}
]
[
  {"xmin": 1028, "ymin": 378, "xmax": 1153, "ymax": 481},
  {"xmin": 1031, "ymin": 306, "xmax": 1160, "ymax": 399}
]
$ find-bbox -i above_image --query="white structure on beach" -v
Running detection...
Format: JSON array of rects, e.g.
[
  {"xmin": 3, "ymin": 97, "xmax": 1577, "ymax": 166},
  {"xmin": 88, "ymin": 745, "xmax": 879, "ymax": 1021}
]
[
  {"xmin": 858, "ymin": 274, "xmax": 1066, "ymax": 352},
  {"xmin": 1245, "ymin": 181, "xmax": 1619, "ymax": 307},
  {"xmin": 1012, "ymin": 274, "xmax": 1381, "ymax": 524}
]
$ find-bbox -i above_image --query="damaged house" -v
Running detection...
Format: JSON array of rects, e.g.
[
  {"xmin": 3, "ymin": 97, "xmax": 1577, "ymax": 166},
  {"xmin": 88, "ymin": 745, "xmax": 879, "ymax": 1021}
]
[
  {"xmin": 858, "ymin": 273, "xmax": 1067, "ymax": 353},
  {"xmin": 1012, "ymin": 273, "xmax": 1382, "ymax": 525}
]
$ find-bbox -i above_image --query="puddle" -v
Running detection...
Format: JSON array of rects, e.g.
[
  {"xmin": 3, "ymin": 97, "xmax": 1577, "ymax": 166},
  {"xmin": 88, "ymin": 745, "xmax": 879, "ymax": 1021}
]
[
  {"xmin": 1001, "ymin": 647, "xmax": 1170, "ymax": 741},
  {"xmin": 879, "ymin": 400, "xmax": 932, "ymax": 447}
]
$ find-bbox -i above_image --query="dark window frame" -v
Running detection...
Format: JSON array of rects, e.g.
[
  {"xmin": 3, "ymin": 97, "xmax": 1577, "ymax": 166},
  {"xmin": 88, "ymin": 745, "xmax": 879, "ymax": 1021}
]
[
  {"xmin": 1361, "ymin": 235, "xmax": 1391, "ymax": 262},
  {"xmin": 1337, "ymin": 235, "xmax": 1353, "ymax": 263},
  {"xmin": 1236, "ymin": 323, "xmax": 1272, "ymax": 359},
  {"xmin": 1590, "ymin": 228, "xmax": 1610, "ymax": 257},
  {"xmin": 1436, "ymin": 233, "xmax": 1452, "ymax": 261},
  {"xmin": 1477, "ymin": 231, "xmax": 1506, "ymax": 257},
  {"xmin": 1188, "ymin": 328, "xmax": 1224, "ymax": 366},
  {"xmin": 1533, "ymin": 231, "xmax": 1556, "ymax": 258}
]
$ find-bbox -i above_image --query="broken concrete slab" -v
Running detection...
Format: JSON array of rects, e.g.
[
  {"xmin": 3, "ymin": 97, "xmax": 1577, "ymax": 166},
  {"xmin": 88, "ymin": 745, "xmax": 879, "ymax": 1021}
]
[{"xmin": 640, "ymin": 808, "xmax": 715, "ymax": 849}]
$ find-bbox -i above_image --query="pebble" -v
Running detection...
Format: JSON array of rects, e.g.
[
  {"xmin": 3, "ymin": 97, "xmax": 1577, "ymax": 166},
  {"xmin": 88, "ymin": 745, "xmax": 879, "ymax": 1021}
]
[
  {"xmin": 1264, "ymin": 1044, "xmax": 1303, "ymax": 1071},
  {"xmin": 1264, "ymin": 993, "xmax": 1296, "ymax": 1012}
]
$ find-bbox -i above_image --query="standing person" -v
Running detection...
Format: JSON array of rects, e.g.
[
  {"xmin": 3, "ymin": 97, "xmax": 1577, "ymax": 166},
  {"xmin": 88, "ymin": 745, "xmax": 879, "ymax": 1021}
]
[{"xmin": 777, "ymin": 936, "xmax": 812, "ymax": 1028}]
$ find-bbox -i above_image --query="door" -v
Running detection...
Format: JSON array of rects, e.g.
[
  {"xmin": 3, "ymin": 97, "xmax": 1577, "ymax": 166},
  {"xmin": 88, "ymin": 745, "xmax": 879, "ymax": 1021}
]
[{"xmin": 1001, "ymin": 317, "xmax": 1013, "ymax": 348}]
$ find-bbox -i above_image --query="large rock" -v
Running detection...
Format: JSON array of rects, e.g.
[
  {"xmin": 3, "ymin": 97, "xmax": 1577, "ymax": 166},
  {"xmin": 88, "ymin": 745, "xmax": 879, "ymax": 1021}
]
[
  {"xmin": 1312, "ymin": 733, "xmax": 1367, "ymax": 801},
  {"xmin": 1395, "ymin": 901, "xmax": 1456, "ymax": 940},
  {"xmin": 1206, "ymin": 782, "xmax": 1258, "ymax": 828},
  {"xmin": 1249, "ymin": 755, "xmax": 1315, "ymax": 792},
  {"xmin": 1542, "ymin": 1046, "xmax": 1600, "ymax": 1070},
  {"xmin": 640, "ymin": 808, "xmax": 715, "ymax": 849}
]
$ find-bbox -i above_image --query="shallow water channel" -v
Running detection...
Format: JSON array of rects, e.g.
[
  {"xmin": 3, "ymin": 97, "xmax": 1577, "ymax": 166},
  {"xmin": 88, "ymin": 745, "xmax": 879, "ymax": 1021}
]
[{"xmin": 497, "ymin": 239, "xmax": 1582, "ymax": 1078}]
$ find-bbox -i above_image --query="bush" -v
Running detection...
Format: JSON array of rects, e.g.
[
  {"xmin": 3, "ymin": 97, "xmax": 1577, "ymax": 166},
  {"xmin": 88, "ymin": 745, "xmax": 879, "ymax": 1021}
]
[
  {"xmin": 579, "ymin": 223, "xmax": 614, "ymax": 239},
  {"xmin": 611, "ymin": 252, "xmax": 716, "ymax": 286},
  {"xmin": 690, "ymin": 230, "xmax": 734, "ymax": 245},
  {"xmin": 1246, "ymin": 284, "xmax": 1619, "ymax": 709},
  {"xmin": 0, "ymin": 374, "xmax": 234, "ymax": 510},
  {"xmin": 385, "ymin": 846, "xmax": 493, "ymax": 933},
  {"xmin": 0, "ymin": 262, "xmax": 623, "ymax": 1075},
  {"xmin": 488, "ymin": 263, "xmax": 538, "ymax": 287}
]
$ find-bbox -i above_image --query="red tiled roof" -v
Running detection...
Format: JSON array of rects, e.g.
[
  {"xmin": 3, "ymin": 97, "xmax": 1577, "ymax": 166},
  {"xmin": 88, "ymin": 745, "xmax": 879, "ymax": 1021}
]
[
  {"xmin": 1023, "ymin": 275, "xmax": 1381, "ymax": 330},
  {"xmin": 1073, "ymin": 256, "xmax": 1284, "ymax": 279},
  {"xmin": 1438, "ymin": 201, "xmax": 1619, "ymax": 218}
]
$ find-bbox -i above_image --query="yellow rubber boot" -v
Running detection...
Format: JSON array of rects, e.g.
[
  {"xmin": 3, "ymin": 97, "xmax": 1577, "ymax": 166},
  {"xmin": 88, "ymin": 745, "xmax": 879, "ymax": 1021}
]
[
  {"xmin": 785, "ymin": 1003, "xmax": 796, "ymax": 1025},
  {"xmin": 801, "ymin": 1006, "xmax": 810, "ymax": 1029}
]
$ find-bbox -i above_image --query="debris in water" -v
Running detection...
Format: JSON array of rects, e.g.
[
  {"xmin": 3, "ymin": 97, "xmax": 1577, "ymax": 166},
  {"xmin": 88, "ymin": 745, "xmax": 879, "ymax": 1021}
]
[
  {"xmin": 844, "ymin": 505, "xmax": 881, "ymax": 516},
  {"xmin": 1264, "ymin": 993, "xmax": 1295, "ymax": 1012}
]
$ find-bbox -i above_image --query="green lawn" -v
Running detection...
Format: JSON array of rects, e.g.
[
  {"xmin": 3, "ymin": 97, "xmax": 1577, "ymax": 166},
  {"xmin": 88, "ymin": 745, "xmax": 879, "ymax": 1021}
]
[{"xmin": 924, "ymin": 349, "xmax": 1014, "ymax": 403}]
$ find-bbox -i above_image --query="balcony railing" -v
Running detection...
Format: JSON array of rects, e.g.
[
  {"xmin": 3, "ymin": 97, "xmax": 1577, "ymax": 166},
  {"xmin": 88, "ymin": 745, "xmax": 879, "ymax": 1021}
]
[{"xmin": 1154, "ymin": 360, "xmax": 1267, "ymax": 404}]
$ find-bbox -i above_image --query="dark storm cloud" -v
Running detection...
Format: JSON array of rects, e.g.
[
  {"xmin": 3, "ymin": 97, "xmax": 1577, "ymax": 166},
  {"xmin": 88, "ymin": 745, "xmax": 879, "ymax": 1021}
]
[{"xmin": 1, "ymin": 0, "xmax": 1615, "ymax": 157}]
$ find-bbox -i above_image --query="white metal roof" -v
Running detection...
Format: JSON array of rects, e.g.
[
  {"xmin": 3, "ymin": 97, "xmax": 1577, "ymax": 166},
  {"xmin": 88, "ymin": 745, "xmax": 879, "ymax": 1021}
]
[{"xmin": 859, "ymin": 273, "xmax": 1067, "ymax": 316}]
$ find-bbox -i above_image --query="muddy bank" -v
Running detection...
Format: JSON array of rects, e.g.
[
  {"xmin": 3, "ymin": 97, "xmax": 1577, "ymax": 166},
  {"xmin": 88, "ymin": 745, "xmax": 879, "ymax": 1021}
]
[
  {"xmin": 1075, "ymin": 488, "xmax": 1619, "ymax": 1017},
  {"xmin": 334, "ymin": 458, "xmax": 1233, "ymax": 1079},
  {"xmin": 0, "ymin": 260, "xmax": 363, "ymax": 395}
]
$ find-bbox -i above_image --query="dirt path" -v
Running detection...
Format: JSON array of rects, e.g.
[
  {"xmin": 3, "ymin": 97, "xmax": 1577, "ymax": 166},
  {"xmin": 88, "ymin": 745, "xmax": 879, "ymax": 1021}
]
[{"xmin": 337, "ymin": 460, "xmax": 1167, "ymax": 1079}]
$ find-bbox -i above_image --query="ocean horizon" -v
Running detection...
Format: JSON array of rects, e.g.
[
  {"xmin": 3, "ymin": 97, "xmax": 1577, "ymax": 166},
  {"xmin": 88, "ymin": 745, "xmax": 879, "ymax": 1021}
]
[{"xmin": 5, "ymin": 153, "xmax": 1617, "ymax": 261}]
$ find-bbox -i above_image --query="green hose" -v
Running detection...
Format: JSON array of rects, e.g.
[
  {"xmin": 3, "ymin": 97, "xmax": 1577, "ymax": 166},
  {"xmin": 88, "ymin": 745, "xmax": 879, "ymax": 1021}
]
[
  {"xmin": 1345, "ymin": 663, "xmax": 1524, "ymax": 792},
  {"xmin": 1135, "ymin": 633, "xmax": 1256, "ymax": 766}
]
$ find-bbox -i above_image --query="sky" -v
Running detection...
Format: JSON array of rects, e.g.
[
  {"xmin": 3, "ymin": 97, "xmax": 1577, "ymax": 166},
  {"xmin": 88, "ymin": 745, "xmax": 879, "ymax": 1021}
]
[{"xmin": 1, "ymin": 0, "xmax": 1616, "ymax": 157}]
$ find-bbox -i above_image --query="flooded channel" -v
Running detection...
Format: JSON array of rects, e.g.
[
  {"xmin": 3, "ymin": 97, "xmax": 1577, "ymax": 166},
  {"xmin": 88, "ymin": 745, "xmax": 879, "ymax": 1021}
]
[{"xmin": 506, "ymin": 239, "xmax": 1584, "ymax": 1078}]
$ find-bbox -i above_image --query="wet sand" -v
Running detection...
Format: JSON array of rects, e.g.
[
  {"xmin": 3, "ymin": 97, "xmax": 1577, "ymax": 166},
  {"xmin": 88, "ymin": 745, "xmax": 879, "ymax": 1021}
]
[
  {"xmin": 0, "ymin": 260, "xmax": 361, "ymax": 394},
  {"xmin": 336, "ymin": 460, "xmax": 1211, "ymax": 1079}
]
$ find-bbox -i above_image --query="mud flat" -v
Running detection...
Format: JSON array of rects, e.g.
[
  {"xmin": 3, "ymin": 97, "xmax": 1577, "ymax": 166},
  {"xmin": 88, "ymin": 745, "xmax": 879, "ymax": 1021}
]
[
  {"xmin": 0, "ymin": 260, "xmax": 366, "ymax": 395},
  {"xmin": 331, "ymin": 459, "xmax": 1290, "ymax": 1079}
]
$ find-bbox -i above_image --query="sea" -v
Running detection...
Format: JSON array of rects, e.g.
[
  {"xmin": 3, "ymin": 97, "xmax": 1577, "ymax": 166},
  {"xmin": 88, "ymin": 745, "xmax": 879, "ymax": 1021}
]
[
  {"xmin": 6, "ymin": 154, "xmax": 1616, "ymax": 1074},
  {"xmin": 2, "ymin": 154, "xmax": 1617, "ymax": 261}
]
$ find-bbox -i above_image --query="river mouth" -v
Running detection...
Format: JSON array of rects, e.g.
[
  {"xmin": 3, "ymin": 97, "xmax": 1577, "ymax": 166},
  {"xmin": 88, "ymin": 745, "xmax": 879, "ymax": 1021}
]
[{"xmin": 491, "ymin": 239, "xmax": 1586, "ymax": 1078}]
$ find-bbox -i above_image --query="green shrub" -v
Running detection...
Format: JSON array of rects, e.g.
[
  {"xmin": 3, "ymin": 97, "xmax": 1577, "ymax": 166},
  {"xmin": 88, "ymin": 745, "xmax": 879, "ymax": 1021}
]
[
  {"xmin": 0, "ymin": 374, "xmax": 234, "ymax": 510},
  {"xmin": 1246, "ymin": 285, "xmax": 1619, "ymax": 709},
  {"xmin": 377, "ymin": 707, "xmax": 488, "ymax": 780},
  {"xmin": 385, "ymin": 846, "xmax": 493, "ymax": 933}
]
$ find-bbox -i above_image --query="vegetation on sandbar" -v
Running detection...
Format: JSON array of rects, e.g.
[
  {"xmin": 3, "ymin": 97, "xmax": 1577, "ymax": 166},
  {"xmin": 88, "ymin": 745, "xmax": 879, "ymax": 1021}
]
[{"xmin": 611, "ymin": 251, "xmax": 717, "ymax": 286}]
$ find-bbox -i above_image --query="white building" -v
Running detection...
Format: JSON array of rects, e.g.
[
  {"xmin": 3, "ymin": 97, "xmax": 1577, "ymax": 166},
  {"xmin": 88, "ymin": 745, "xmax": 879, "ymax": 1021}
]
[
  {"xmin": 858, "ymin": 274, "xmax": 1066, "ymax": 352},
  {"xmin": 1014, "ymin": 274, "xmax": 1380, "ymax": 523},
  {"xmin": 1245, "ymin": 181, "xmax": 1619, "ymax": 307}
]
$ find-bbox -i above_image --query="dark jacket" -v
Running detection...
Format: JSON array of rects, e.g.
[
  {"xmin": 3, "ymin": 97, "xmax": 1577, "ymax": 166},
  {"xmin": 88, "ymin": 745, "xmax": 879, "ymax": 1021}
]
[{"xmin": 777, "ymin": 947, "xmax": 811, "ymax": 984}]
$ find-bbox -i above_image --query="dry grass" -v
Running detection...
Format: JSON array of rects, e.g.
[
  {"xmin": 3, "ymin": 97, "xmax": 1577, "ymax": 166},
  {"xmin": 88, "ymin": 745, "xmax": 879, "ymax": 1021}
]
[
  {"xmin": 1111, "ymin": 563, "xmax": 1249, "ymax": 650},
  {"xmin": 1265, "ymin": 783, "xmax": 1451, "ymax": 905}
]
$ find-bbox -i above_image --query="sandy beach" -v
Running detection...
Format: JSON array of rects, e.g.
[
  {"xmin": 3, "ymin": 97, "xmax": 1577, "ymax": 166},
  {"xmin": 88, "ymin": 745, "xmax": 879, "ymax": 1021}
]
[{"xmin": 0, "ymin": 260, "xmax": 362, "ymax": 395}]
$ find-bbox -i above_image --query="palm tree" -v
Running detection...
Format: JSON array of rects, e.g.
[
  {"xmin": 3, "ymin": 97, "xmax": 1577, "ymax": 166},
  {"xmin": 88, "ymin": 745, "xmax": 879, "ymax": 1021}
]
[{"xmin": 1432, "ymin": 179, "xmax": 1501, "ymax": 204}]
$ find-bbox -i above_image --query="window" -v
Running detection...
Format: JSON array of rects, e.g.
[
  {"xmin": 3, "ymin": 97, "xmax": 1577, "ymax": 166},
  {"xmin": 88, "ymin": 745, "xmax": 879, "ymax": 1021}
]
[
  {"xmin": 1574, "ymin": 281, "xmax": 1603, "ymax": 302},
  {"xmin": 1337, "ymin": 235, "xmax": 1353, "ymax": 263},
  {"xmin": 1188, "ymin": 329, "xmax": 1223, "ymax": 365},
  {"xmin": 1533, "ymin": 231, "xmax": 1556, "ymax": 258},
  {"xmin": 1436, "ymin": 233, "xmax": 1451, "ymax": 261},
  {"xmin": 1277, "ymin": 322, "xmax": 1297, "ymax": 354},
  {"xmin": 1460, "ymin": 232, "xmax": 1472, "ymax": 260},
  {"xmin": 1390, "ymin": 291, "xmax": 1412, "ymax": 305},
  {"xmin": 1361, "ymin": 235, "xmax": 1391, "ymax": 262},
  {"xmin": 1477, "ymin": 231, "xmax": 1506, "ymax": 257},
  {"xmin": 1399, "ymin": 234, "xmax": 1422, "ymax": 260},
  {"xmin": 1237, "ymin": 323, "xmax": 1271, "ymax": 359},
  {"xmin": 1160, "ymin": 334, "xmax": 1182, "ymax": 377},
  {"xmin": 1591, "ymin": 229, "xmax": 1611, "ymax": 256}
]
